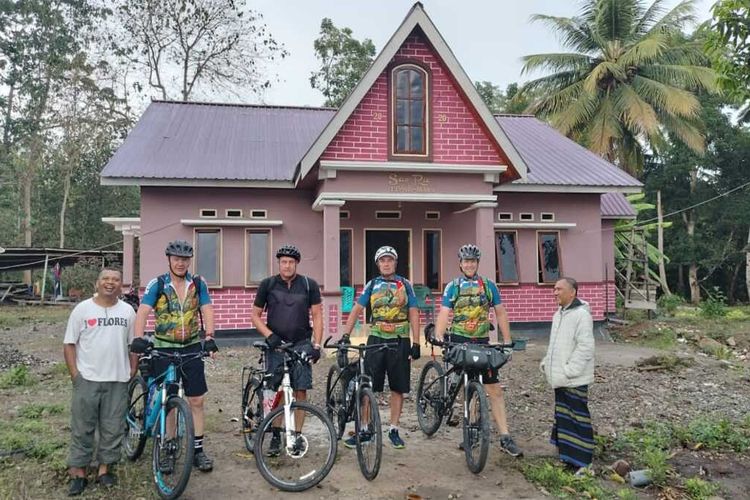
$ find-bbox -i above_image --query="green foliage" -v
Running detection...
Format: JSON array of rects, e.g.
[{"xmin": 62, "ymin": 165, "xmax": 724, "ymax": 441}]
[
  {"xmin": 522, "ymin": 0, "xmax": 717, "ymax": 175},
  {"xmin": 18, "ymin": 403, "xmax": 64, "ymax": 419},
  {"xmin": 60, "ymin": 257, "xmax": 101, "ymax": 297},
  {"xmin": 0, "ymin": 365, "xmax": 37, "ymax": 389},
  {"xmin": 684, "ymin": 477, "xmax": 719, "ymax": 499},
  {"xmin": 310, "ymin": 18, "xmax": 376, "ymax": 107},
  {"xmin": 725, "ymin": 309, "xmax": 749, "ymax": 320},
  {"xmin": 642, "ymin": 448, "xmax": 671, "ymax": 486},
  {"xmin": 638, "ymin": 327, "xmax": 678, "ymax": 349},
  {"xmin": 681, "ymin": 417, "xmax": 750, "ymax": 452},
  {"xmin": 0, "ymin": 419, "xmax": 65, "ymax": 460},
  {"xmin": 521, "ymin": 459, "xmax": 609, "ymax": 499},
  {"xmin": 658, "ymin": 294, "xmax": 685, "ymax": 316},
  {"xmin": 475, "ymin": 81, "xmax": 538, "ymax": 114},
  {"xmin": 616, "ymin": 489, "xmax": 638, "ymax": 500},
  {"xmin": 699, "ymin": 288, "xmax": 727, "ymax": 318}
]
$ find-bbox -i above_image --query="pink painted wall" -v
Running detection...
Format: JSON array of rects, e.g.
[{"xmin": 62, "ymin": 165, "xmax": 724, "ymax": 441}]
[
  {"xmin": 139, "ymin": 187, "xmax": 323, "ymax": 288},
  {"xmin": 320, "ymin": 32, "xmax": 508, "ymax": 165}
]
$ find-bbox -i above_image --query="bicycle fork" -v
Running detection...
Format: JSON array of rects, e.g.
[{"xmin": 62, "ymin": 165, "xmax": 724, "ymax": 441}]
[{"xmin": 281, "ymin": 372, "xmax": 297, "ymax": 454}]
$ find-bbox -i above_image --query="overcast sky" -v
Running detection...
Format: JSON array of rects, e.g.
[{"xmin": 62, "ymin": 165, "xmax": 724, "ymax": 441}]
[{"xmin": 251, "ymin": 0, "xmax": 716, "ymax": 107}]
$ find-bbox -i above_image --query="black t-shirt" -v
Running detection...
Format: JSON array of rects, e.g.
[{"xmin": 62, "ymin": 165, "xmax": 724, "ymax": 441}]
[{"xmin": 254, "ymin": 274, "xmax": 322, "ymax": 341}]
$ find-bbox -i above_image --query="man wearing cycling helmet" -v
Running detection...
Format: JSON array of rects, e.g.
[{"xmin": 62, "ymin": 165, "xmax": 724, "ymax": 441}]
[
  {"xmin": 250, "ymin": 244, "xmax": 323, "ymax": 455},
  {"xmin": 342, "ymin": 245, "xmax": 420, "ymax": 449},
  {"xmin": 433, "ymin": 244, "xmax": 523, "ymax": 457},
  {"xmin": 134, "ymin": 239, "xmax": 217, "ymax": 472}
]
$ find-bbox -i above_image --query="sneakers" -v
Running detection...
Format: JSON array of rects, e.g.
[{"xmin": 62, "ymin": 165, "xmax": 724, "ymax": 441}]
[
  {"xmin": 388, "ymin": 428, "xmax": 405, "ymax": 449},
  {"xmin": 68, "ymin": 477, "xmax": 87, "ymax": 496},
  {"xmin": 344, "ymin": 430, "xmax": 373, "ymax": 449},
  {"xmin": 267, "ymin": 431, "xmax": 282, "ymax": 457},
  {"xmin": 193, "ymin": 450, "xmax": 214, "ymax": 472},
  {"xmin": 574, "ymin": 465, "xmax": 593, "ymax": 477},
  {"xmin": 158, "ymin": 449, "xmax": 176, "ymax": 475},
  {"xmin": 290, "ymin": 434, "xmax": 308, "ymax": 457},
  {"xmin": 498, "ymin": 434, "xmax": 523, "ymax": 457}
]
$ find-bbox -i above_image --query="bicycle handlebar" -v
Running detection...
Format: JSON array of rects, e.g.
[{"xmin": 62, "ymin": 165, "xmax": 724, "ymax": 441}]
[
  {"xmin": 426, "ymin": 334, "xmax": 514, "ymax": 351},
  {"xmin": 252, "ymin": 340, "xmax": 313, "ymax": 364},
  {"xmin": 323, "ymin": 335, "xmax": 397, "ymax": 353}
]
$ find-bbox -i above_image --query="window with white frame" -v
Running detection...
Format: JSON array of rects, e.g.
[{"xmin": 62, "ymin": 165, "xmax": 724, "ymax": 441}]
[
  {"xmin": 538, "ymin": 231, "xmax": 562, "ymax": 283},
  {"xmin": 195, "ymin": 229, "xmax": 221, "ymax": 285},
  {"xmin": 246, "ymin": 230, "xmax": 270, "ymax": 285}
]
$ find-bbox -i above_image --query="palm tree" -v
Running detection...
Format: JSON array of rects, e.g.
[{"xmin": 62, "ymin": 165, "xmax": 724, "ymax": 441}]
[{"xmin": 521, "ymin": 0, "xmax": 718, "ymax": 176}]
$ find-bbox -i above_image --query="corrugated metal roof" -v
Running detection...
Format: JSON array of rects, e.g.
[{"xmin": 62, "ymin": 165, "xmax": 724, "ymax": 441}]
[
  {"xmin": 601, "ymin": 192, "xmax": 637, "ymax": 218},
  {"xmin": 101, "ymin": 101, "xmax": 336, "ymax": 181},
  {"xmin": 495, "ymin": 115, "xmax": 642, "ymax": 188},
  {"xmin": 101, "ymin": 102, "xmax": 642, "ymax": 190}
]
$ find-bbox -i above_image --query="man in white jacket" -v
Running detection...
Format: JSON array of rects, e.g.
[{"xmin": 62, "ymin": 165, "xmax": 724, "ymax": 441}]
[{"xmin": 540, "ymin": 277, "xmax": 595, "ymax": 473}]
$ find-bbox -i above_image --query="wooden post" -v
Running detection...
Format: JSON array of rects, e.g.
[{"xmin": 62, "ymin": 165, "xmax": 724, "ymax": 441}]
[{"xmin": 40, "ymin": 253, "xmax": 49, "ymax": 304}]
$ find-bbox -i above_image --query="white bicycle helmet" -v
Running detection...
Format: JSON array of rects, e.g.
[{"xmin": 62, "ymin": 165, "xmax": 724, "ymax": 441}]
[{"xmin": 374, "ymin": 245, "xmax": 398, "ymax": 262}]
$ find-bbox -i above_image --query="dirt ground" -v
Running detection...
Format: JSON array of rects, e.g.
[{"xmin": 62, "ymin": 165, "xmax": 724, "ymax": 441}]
[{"xmin": 2, "ymin": 313, "xmax": 750, "ymax": 499}]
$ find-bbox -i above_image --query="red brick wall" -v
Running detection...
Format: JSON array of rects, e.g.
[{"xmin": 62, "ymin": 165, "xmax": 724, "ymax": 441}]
[
  {"xmin": 144, "ymin": 282, "xmax": 615, "ymax": 332},
  {"xmin": 320, "ymin": 33, "xmax": 507, "ymax": 165}
]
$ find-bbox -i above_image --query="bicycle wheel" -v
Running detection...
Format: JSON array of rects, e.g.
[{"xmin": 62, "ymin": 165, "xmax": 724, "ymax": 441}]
[
  {"xmin": 325, "ymin": 364, "xmax": 347, "ymax": 440},
  {"xmin": 123, "ymin": 375, "xmax": 148, "ymax": 461},
  {"xmin": 242, "ymin": 377, "xmax": 263, "ymax": 452},
  {"xmin": 152, "ymin": 396, "xmax": 195, "ymax": 500},
  {"xmin": 463, "ymin": 380, "xmax": 490, "ymax": 474},
  {"xmin": 254, "ymin": 401, "xmax": 337, "ymax": 492},
  {"xmin": 355, "ymin": 386, "xmax": 382, "ymax": 481},
  {"xmin": 416, "ymin": 360, "xmax": 445, "ymax": 436}
]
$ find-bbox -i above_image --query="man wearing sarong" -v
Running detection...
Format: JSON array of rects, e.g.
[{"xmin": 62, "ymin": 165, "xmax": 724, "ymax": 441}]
[{"xmin": 540, "ymin": 277, "xmax": 595, "ymax": 473}]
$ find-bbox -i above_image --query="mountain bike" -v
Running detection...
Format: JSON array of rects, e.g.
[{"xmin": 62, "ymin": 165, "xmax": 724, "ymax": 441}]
[
  {"xmin": 252, "ymin": 340, "xmax": 337, "ymax": 492},
  {"xmin": 240, "ymin": 342, "xmax": 268, "ymax": 453},
  {"xmin": 416, "ymin": 327, "xmax": 513, "ymax": 473},
  {"xmin": 124, "ymin": 345, "xmax": 211, "ymax": 500},
  {"xmin": 324, "ymin": 336, "xmax": 395, "ymax": 480}
]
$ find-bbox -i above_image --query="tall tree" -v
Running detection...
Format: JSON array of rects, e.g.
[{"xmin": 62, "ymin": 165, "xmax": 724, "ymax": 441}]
[
  {"xmin": 706, "ymin": 0, "xmax": 750, "ymax": 121},
  {"xmin": 310, "ymin": 18, "xmax": 376, "ymax": 107},
  {"xmin": 116, "ymin": 0, "xmax": 287, "ymax": 101},
  {"xmin": 475, "ymin": 82, "xmax": 538, "ymax": 114},
  {"xmin": 521, "ymin": 0, "xmax": 717, "ymax": 176}
]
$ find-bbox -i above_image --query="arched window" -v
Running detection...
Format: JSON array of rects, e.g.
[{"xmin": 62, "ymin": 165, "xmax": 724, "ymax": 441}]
[{"xmin": 391, "ymin": 64, "xmax": 428, "ymax": 156}]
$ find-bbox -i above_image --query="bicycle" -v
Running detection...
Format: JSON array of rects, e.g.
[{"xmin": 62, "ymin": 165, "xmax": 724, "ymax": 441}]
[
  {"xmin": 323, "ymin": 336, "xmax": 395, "ymax": 480},
  {"xmin": 123, "ymin": 344, "xmax": 211, "ymax": 500},
  {"xmin": 251, "ymin": 340, "xmax": 338, "ymax": 492},
  {"xmin": 239, "ymin": 342, "xmax": 268, "ymax": 454},
  {"xmin": 415, "ymin": 326, "xmax": 513, "ymax": 474}
]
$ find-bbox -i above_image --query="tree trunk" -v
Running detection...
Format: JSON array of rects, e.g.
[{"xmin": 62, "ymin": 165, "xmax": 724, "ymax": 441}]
[
  {"xmin": 685, "ymin": 169, "xmax": 700, "ymax": 304},
  {"xmin": 746, "ymin": 226, "xmax": 750, "ymax": 303},
  {"xmin": 677, "ymin": 264, "xmax": 685, "ymax": 296},
  {"xmin": 656, "ymin": 190, "xmax": 671, "ymax": 296},
  {"xmin": 59, "ymin": 171, "xmax": 71, "ymax": 248},
  {"xmin": 729, "ymin": 261, "xmax": 741, "ymax": 304}
]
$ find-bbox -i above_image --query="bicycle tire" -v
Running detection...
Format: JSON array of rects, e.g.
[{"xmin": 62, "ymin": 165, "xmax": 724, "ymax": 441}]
[
  {"xmin": 151, "ymin": 396, "xmax": 195, "ymax": 500},
  {"xmin": 242, "ymin": 377, "xmax": 263, "ymax": 452},
  {"xmin": 355, "ymin": 386, "xmax": 382, "ymax": 481},
  {"xmin": 416, "ymin": 360, "xmax": 445, "ymax": 436},
  {"xmin": 325, "ymin": 364, "xmax": 347, "ymax": 440},
  {"xmin": 254, "ymin": 401, "xmax": 337, "ymax": 492},
  {"xmin": 463, "ymin": 380, "xmax": 490, "ymax": 474},
  {"xmin": 123, "ymin": 375, "xmax": 148, "ymax": 461}
]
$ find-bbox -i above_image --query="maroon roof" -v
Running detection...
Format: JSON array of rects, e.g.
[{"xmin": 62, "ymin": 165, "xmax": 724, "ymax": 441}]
[
  {"xmin": 101, "ymin": 101, "xmax": 642, "ymax": 190},
  {"xmin": 601, "ymin": 192, "xmax": 636, "ymax": 218},
  {"xmin": 101, "ymin": 101, "xmax": 336, "ymax": 182},
  {"xmin": 495, "ymin": 115, "xmax": 642, "ymax": 188}
]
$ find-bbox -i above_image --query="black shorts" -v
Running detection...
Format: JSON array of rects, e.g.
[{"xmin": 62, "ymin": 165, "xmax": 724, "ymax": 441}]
[
  {"xmin": 446, "ymin": 335, "xmax": 499, "ymax": 385},
  {"xmin": 266, "ymin": 339, "xmax": 313, "ymax": 391},
  {"xmin": 364, "ymin": 336, "xmax": 411, "ymax": 394},
  {"xmin": 151, "ymin": 343, "xmax": 208, "ymax": 397}
]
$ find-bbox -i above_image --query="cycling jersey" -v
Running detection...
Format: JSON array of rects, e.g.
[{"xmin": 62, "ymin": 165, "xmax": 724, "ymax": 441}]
[
  {"xmin": 441, "ymin": 275, "xmax": 501, "ymax": 338},
  {"xmin": 142, "ymin": 272, "xmax": 211, "ymax": 347},
  {"xmin": 357, "ymin": 275, "xmax": 417, "ymax": 339}
]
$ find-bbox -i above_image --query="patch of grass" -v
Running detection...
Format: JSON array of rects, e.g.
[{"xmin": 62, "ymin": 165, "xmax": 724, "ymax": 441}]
[
  {"xmin": 0, "ymin": 419, "xmax": 65, "ymax": 460},
  {"xmin": 725, "ymin": 309, "xmax": 749, "ymax": 321},
  {"xmin": 616, "ymin": 489, "xmax": 638, "ymax": 500},
  {"xmin": 642, "ymin": 448, "xmax": 671, "ymax": 486},
  {"xmin": 0, "ymin": 365, "xmax": 37, "ymax": 388},
  {"xmin": 636, "ymin": 353, "xmax": 694, "ymax": 372},
  {"xmin": 0, "ymin": 305, "xmax": 72, "ymax": 328},
  {"xmin": 679, "ymin": 417, "xmax": 750, "ymax": 452},
  {"xmin": 684, "ymin": 477, "xmax": 719, "ymax": 499},
  {"xmin": 658, "ymin": 294, "xmax": 685, "ymax": 317},
  {"xmin": 699, "ymin": 288, "xmax": 727, "ymax": 318},
  {"xmin": 639, "ymin": 326, "xmax": 678, "ymax": 349},
  {"xmin": 18, "ymin": 403, "xmax": 64, "ymax": 419},
  {"xmin": 521, "ymin": 459, "xmax": 610, "ymax": 499}
]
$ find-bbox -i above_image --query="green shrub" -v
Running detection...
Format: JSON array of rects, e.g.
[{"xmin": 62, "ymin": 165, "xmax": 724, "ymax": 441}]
[
  {"xmin": 642, "ymin": 448, "xmax": 671, "ymax": 486},
  {"xmin": 684, "ymin": 477, "xmax": 719, "ymax": 499},
  {"xmin": 699, "ymin": 288, "xmax": 727, "ymax": 318},
  {"xmin": 616, "ymin": 489, "xmax": 638, "ymax": 500},
  {"xmin": 521, "ymin": 460, "xmax": 609, "ymax": 499},
  {"xmin": 60, "ymin": 257, "xmax": 101, "ymax": 298},
  {"xmin": 0, "ymin": 365, "xmax": 36, "ymax": 389},
  {"xmin": 658, "ymin": 294, "xmax": 685, "ymax": 316},
  {"xmin": 683, "ymin": 417, "xmax": 750, "ymax": 452},
  {"xmin": 725, "ymin": 309, "xmax": 748, "ymax": 321},
  {"xmin": 18, "ymin": 403, "xmax": 64, "ymax": 419}
]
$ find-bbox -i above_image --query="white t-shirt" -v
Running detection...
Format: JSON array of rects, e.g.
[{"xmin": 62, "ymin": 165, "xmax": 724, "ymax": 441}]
[{"xmin": 63, "ymin": 298, "xmax": 136, "ymax": 382}]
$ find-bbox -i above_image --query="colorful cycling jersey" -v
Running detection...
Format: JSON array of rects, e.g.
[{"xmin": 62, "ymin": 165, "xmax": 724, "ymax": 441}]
[
  {"xmin": 142, "ymin": 272, "xmax": 212, "ymax": 347},
  {"xmin": 441, "ymin": 275, "xmax": 501, "ymax": 338},
  {"xmin": 357, "ymin": 275, "xmax": 417, "ymax": 339}
]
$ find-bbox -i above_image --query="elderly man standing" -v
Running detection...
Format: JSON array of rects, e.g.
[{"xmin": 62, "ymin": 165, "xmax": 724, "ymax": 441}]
[
  {"xmin": 63, "ymin": 268, "xmax": 136, "ymax": 496},
  {"xmin": 540, "ymin": 277, "xmax": 595, "ymax": 474}
]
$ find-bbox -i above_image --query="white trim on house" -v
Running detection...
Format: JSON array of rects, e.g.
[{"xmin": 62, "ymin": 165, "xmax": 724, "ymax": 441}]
[
  {"xmin": 181, "ymin": 219, "xmax": 283, "ymax": 227},
  {"xmin": 102, "ymin": 217, "xmax": 141, "ymax": 236},
  {"xmin": 495, "ymin": 184, "xmax": 642, "ymax": 194},
  {"xmin": 100, "ymin": 177, "xmax": 295, "ymax": 189},
  {"xmin": 493, "ymin": 222, "xmax": 577, "ymax": 229},
  {"xmin": 296, "ymin": 3, "xmax": 528, "ymax": 185},
  {"xmin": 319, "ymin": 160, "xmax": 508, "ymax": 175},
  {"xmin": 452, "ymin": 201, "xmax": 498, "ymax": 214},
  {"xmin": 602, "ymin": 214, "xmax": 637, "ymax": 220},
  {"xmin": 313, "ymin": 192, "xmax": 497, "ymax": 210}
]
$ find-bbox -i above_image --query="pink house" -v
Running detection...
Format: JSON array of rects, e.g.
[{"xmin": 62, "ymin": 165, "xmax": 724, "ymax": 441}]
[{"xmin": 101, "ymin": 3, "xmax": 640, "ymax": 338}]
